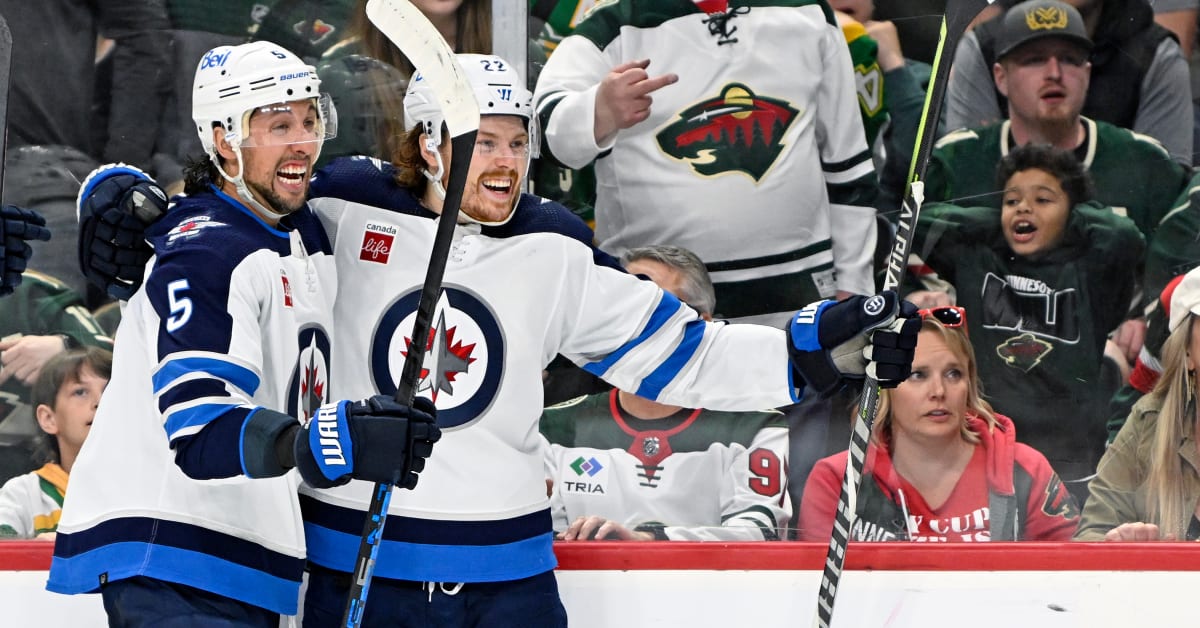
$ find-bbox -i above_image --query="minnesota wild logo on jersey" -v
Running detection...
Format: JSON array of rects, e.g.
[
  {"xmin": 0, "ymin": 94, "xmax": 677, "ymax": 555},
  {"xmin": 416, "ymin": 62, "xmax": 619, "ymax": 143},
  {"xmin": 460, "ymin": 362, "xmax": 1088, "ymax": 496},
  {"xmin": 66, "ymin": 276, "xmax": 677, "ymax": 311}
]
[
  {"xmin": 996, "ymin": 332, "xmax": 1054, "ymax": 372},
  {"xmin": 655, "ymin": 83, "xmax": 798, "ymax": 182}
]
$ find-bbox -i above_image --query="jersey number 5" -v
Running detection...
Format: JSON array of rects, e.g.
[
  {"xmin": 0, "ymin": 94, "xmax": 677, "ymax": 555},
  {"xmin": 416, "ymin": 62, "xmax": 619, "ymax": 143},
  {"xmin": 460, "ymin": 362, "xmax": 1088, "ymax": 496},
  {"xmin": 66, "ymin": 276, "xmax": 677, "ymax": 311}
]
[{"xmin": 166, "ymin": 279, "xmax": 194, "ymax": 332}]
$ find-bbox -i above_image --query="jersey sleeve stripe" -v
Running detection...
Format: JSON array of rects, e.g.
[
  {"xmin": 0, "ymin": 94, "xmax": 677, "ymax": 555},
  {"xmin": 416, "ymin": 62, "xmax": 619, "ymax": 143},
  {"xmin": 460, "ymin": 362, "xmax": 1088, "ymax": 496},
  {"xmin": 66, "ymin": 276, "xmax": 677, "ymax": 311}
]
[
  {"xmin": 821, "ymin": 148, "xmax": 872, "ymax": 174},
  {"xmin": 164, "ymin": 403, "xmax": 241, "ymax": 441},
  {"xmin": 581, "ymin": 292, "xmax": 682, "ymax": 378},
  {"xmin": 722, "ymin": 504, "xmax": 781, "ymax": 526},
  {"xmin": 823, "ymin": 158, "xmax": 875, "ymax": 185},
  {"xmin": 153, "ymin": 356, "xmax": 261, "ymax": 397},
  {"xmin": 721, "ymin": 505, "xmax": 781, "ymax": 540},
  {"xmin": 157, "ymin": 379, "xmax": 233, "ymax": 414},
  {"xmin": 634, "ymin": 318, "xmax": 706, "ymax": 400}
]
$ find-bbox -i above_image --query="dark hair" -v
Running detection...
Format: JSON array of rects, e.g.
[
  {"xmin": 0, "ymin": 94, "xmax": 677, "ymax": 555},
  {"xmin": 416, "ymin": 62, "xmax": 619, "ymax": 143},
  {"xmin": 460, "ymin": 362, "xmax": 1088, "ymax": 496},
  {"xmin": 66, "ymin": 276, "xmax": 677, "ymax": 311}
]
[
  {"xmin": 995, "ymin": 143, "xmax": 1094, "ymax": 207},
  {"xmin": 32, "ymin": 346, "xmax": 113, "ymax": 463},
  {"xmin": 182, "ymin": 153, "xmax": 220, "ymax": 195}
]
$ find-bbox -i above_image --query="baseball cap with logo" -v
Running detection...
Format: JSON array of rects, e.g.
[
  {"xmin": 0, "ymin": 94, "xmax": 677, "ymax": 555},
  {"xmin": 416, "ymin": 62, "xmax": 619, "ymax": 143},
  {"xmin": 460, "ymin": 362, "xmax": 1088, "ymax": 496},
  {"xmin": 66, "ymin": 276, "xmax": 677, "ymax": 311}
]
[{"xmin": 995, "ymin": 0, "xmax": 1093, "ymax": 61}]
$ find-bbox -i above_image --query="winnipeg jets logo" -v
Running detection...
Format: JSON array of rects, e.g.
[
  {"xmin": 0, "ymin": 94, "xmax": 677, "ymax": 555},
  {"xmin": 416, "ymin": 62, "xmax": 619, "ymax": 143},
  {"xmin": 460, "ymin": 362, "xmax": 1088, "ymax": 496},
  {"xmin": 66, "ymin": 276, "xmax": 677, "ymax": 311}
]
[
  {"xmin": 372, "ymin": 286, "xmax": 505, "ymax": 429},
  {"xmin": 287, "ymin": 326, "xmax": 332, "ymax": 422},
  {"xmin": 165, "ymin": 215, "xmax": 228, "ymax": 244},
  {"xmin": 403, "ymin": 308, "xmax": 478, "ymax": 402},
  {"xmin": 655, "ymin": 83, "xmax": 798, "ymax": 181},
  {"xmin": 299, "ymin": 348, "xmax": 325, "ymax": 420}
]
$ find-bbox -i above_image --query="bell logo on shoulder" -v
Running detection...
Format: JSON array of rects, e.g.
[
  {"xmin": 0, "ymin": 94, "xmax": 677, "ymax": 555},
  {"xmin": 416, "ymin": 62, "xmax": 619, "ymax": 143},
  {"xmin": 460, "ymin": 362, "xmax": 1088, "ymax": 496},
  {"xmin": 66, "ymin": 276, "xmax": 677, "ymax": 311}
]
[{"xmin": 360, "ymin": 222, "xmax": 396, "ymax": 264}]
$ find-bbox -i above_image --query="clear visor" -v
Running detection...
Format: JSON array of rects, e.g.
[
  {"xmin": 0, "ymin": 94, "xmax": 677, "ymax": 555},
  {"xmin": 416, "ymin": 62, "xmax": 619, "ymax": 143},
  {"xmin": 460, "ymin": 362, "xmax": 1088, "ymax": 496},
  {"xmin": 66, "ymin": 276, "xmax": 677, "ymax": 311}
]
[
  {"xmin": 471, "ymin": 117, "xmax": 541, "ymax": 160},
  {"xmin": 237, "ymin": 93, "xmax": 338, "ymax": 149}
]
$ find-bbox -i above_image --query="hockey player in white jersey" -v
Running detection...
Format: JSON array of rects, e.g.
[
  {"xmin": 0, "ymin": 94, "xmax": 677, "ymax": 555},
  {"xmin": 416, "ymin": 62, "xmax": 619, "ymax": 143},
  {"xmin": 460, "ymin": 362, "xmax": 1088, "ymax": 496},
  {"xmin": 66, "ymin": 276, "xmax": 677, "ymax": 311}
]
[
  {"xmin": 297, "ymin": 54, "xmax": 918, "ymax": 627},
  {"xmin": 72, "ymin": 53, "xmax": 919, "ymax": 627},
  {"xmin": 46, "ymin": 42, "xmax": 440, "ymax": 626}
]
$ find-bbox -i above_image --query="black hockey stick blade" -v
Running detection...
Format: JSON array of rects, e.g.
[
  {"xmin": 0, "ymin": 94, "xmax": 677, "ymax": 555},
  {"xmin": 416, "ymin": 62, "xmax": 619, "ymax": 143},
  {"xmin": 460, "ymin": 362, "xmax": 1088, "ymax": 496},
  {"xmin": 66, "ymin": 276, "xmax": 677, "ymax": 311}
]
[
  {"xmin": 813, "ymin": 2, "xmax": 995, "ymax": 627},
  {"xmin": 342, "ymin": 2, "xmax": 480, "ymax": 626},
  {"xmin": 0, "ymin": 14, "xmax": 13, "ymax": 203}
]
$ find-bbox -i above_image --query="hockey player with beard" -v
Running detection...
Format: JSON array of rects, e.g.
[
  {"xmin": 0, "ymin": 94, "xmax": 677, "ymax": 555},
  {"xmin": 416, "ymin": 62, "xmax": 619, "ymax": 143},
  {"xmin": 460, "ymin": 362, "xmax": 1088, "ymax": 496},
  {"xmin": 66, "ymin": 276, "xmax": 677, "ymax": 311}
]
[
  {"xmin": 73, "ymin": 53, "xmax": 920, "ymax": 627},
  {"xmin": 46, "ymin": 42, "xmax": 440, "ymax": 626}
]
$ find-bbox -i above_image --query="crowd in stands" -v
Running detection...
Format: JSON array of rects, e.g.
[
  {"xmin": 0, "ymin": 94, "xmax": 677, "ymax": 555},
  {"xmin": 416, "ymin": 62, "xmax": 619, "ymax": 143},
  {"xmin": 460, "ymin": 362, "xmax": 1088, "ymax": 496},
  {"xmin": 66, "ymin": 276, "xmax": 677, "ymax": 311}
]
[{"xmin": 4, "ymin": 0, "xmax": 1200, "ymax": 588}]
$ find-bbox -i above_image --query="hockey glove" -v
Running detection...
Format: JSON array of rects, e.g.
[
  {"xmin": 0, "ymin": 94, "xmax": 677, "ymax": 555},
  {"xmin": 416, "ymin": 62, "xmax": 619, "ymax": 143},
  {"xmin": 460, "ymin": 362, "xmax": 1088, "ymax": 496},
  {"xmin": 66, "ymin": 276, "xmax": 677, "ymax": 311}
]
[
  {"xmin": 77, "ymin": 164, "xmax": 167, "ymax": 301},
  {"xmin": 786, "ymin": 291, "xmax": 920, "ymax": 397},
  {"xmin": 294, "ymin": 395, "xmax": 441, "ymax": 490},
  {"xmin": 0, "ymin": 205, "xmax": 51, "ymax": 297}
]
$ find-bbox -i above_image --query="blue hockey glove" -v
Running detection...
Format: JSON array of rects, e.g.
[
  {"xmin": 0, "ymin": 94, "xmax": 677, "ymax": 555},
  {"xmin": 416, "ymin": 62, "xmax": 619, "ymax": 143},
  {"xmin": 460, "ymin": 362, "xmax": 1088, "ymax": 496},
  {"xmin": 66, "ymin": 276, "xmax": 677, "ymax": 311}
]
[
  {"xmin": 0, "ymin": 205, "xmax": 51, "ymax": 297},
  {"xmin": 294, "ymin": 395, "xmax": 441, "ymax": 490},
  {"xmin": 77, "ymin": 164, "xmax": 167, "ymax": 300},
  {"xmin": 786, "ymin": 291, "xmax": 920, "ymax": 397}
]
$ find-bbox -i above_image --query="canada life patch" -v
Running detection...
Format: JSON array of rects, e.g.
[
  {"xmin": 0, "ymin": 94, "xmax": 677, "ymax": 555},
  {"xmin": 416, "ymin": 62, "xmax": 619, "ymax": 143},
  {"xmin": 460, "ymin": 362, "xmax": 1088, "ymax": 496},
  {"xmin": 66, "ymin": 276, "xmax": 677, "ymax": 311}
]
[{"xmin": 360, "ymin": 221, "xmax": 396, "ymax": 264}]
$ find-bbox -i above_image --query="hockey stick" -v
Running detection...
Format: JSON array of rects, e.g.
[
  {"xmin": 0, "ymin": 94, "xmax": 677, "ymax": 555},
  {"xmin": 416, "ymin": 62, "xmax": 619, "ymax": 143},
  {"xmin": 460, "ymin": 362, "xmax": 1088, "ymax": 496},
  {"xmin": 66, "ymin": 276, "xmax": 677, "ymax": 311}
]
[
  {"xmin": 813, "ymin": 1, "xmax": 994, "ymax": 626},
  {"xmin": 342, "ymin": 1, "xmax": 480, "ymax": 625}
]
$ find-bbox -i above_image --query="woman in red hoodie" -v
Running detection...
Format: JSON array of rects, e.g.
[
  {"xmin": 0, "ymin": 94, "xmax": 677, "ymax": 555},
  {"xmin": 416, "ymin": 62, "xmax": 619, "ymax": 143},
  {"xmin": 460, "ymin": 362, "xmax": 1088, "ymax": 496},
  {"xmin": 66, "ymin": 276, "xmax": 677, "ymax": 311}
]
[{"xmin": 799, "ymin": 308, "xmax": 1080, "ymax": 542}]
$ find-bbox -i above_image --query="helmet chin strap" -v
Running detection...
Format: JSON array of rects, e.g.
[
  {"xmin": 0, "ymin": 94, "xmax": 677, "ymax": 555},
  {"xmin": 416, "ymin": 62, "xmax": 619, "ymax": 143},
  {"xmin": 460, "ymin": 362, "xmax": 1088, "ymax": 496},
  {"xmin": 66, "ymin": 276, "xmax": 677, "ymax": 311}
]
[{"xmin": 212, "ymin": 136, "xmax": 289, "ymax": 221}]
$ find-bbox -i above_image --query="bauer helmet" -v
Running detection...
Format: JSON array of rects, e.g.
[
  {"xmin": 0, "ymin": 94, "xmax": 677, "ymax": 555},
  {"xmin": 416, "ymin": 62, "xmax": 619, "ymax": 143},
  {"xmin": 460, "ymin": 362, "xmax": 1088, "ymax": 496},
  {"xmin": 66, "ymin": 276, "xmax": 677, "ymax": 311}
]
[{"xmin": 191, "ymin": 41, "xmax": 337, "ymax": 217}]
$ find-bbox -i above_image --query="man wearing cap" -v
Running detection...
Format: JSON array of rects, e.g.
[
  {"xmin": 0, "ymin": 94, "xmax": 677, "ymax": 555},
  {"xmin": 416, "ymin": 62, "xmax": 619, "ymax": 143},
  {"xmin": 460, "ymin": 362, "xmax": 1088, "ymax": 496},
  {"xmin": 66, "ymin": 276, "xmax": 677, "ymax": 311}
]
[
  {"xmin": 916, "ymin": 0, "xmax": 1195, "ymax": 363},
  {"xmin": 943, "ymin": 0, "xmax": 1192, "ymax": 166}
]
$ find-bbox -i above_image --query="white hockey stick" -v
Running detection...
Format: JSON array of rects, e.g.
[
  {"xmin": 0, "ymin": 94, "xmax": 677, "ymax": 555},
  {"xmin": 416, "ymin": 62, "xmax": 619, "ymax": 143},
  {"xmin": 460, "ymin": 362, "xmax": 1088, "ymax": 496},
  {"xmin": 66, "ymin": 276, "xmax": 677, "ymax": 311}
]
[
  {"xmin": 343, "ymin": 1, "xmax": 480, "ymax": 625},
  {"xmin": 813, "ymin": 1, "xmax": 995, "ymax": 626}
]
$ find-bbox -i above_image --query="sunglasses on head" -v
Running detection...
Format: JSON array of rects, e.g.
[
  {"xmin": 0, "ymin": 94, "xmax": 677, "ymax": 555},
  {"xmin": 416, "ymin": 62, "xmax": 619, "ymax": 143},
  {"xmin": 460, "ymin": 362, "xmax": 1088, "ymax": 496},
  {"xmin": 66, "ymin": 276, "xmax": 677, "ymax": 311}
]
[{"xmin": 918, "ymin": 305, "xmax": 967, "ymax": 328}]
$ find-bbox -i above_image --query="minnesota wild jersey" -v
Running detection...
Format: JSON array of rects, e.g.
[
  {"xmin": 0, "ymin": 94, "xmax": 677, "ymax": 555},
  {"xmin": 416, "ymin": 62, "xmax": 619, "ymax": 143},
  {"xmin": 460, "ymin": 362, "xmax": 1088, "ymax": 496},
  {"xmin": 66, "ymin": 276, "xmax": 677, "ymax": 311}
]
[
  {"xmin": 541, "ymin": 390, "xmax": 790, "ymax": 541},
  {"xmin": 536, "ymin": 0, "xmax": 878, "ymax": 318}
]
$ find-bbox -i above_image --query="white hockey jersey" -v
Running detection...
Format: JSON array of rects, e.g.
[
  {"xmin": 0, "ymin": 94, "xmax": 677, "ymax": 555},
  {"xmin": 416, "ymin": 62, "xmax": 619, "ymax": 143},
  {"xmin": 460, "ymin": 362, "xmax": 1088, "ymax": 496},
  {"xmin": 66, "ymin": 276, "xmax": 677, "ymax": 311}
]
[
  {"xmin": 48, "ymin": 188, "xmax": 337, "ymax": 615},
  {"xmin": 301, "ymin": 191, "xmax": 799, "ymax": 583},
  {"xmin": 541, "ymin": 390, "xmax": 791, "ymax": 541},
  {"xmin": 535, "ymin": 0, "xmax": 878, "ymax": 318},
  {"xmin": 0, "ymin": 463, "xmax": 66, "ymax": 539}
]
